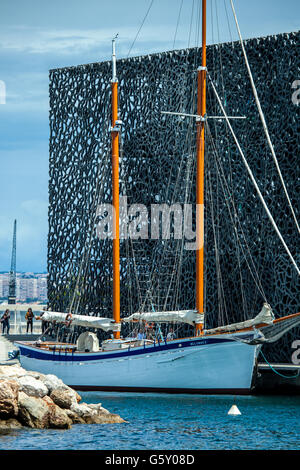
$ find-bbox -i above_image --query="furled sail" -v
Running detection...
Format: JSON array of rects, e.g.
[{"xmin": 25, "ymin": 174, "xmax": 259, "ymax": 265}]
[
  {"xmin": 205, "ymin": 303, "xmax": 300, "ymax": 345},
  {"xmin": 204, "ymin": 303, "xmax": 275, "ymax": 335},
  {"xmin": 243, "ymin": 311, "xmax": 300, "ymax": 345},
  {"xmin": 38, "ymin": 311, "xmax": 120, "ymax": 332},
  {"xmin": 258, "ymin": 312, "xmax": 300, "ymax": 343},
  {"xmin": 122, "ymin": 310, "xmax": 204, "ymax": 326}
]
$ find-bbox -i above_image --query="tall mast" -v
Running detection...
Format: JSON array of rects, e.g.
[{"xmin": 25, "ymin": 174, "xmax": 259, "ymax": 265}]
[
  {"xmin": 195, "ymin": 0, "xmax": 206, "ymax": 334},
  {"xmin": 111, "ymin": 37, "xmax": 121, "ymax": 339}
]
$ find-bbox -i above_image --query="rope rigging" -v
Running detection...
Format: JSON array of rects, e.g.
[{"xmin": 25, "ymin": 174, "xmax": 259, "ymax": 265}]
[
  {"xmin": 230, "ymin": 0, "xmax": 300, "ymax": 236},
  {"xmin": 130, "ymin": 2, "xmax": 202, "ymax": 314},
  {"xmin": 173, "ymin": 0, "xmax": 184, "ymax": 49},
  {"xmin": 205, "ymin": 120, "xmax": 269, "ymax": 316},
  {"xmin": 127, "ymin": 0, "xmax": 155, "ymax": 58},
  {"xmin": 208, "ymin": 71, "xmax": 300, "ymax": 276},
  {"xmin": 68, "ymin": 136, "xmax": 111, "ymax": 316}
]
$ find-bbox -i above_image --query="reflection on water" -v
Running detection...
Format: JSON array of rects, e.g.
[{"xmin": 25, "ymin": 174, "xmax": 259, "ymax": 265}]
[{"xmin": 0, "ymin": 393, "xmax": 299, "ymax": 450}]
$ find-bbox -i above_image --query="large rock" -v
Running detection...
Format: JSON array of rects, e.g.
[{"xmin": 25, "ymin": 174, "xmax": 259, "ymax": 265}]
[
  {"xmin": 17, "ymin": 392, "xmax": 72, "ymax": 430},
  {"xmin": 43, "ymin": 396, "xmax": 72, "ymax": 429},
  {"xmin": 0, "ymin": 365, "xmax": 43, "ymax": 381},
  {"xmin": 25, "ymin": 370, "xmax": 44, "ymax": 380},
  {"xmin": 0, "ymin": 379, "xmax": 19, "ymax": 419},
  {"xmin": 18, "ymin": 391, "xmax": 50, "ymax": 428},
  {"xmin": 0, "ymin": 418, "xmax": 23, "ymax": 433},
  {"xmin": 90, "ymin": 405, "xmax": 126, "ymax": 424},
  {"xmin": 0, "ymin": 365, "xmax": 28, "ymax": 379},
  {"xmin": 18, "ymin": 375, "xmax": 48, "ymax": 398},
  {"xmin": 39, "ymin": 374, "xmax": 68, "ymax": 393},
  {"xmin": 65, "ymin": 409, "xmax": 86, "ymax": 424},
  {"xmin": 49, "ymin": 405, "xmax": 72, "ymax": 429},
  {"xmin": 50, "ymin": 388, "xmax": 80, "ymax": 409},
  {"xmin": 70, "ymin": 402, "xmax": 96, "ymax": 418},
  {"xmin": 70, "ymin": 402, "xmax": 125, "ymax": 424},
  {"xmin": 84, "ymin": 408, "xmax": 125, "ymax": 424}
]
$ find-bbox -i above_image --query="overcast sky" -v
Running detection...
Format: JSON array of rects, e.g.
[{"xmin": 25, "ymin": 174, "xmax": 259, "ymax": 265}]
[{"xmin": 0, "ymin": 0, "xmax": 298, "ymax": 273}]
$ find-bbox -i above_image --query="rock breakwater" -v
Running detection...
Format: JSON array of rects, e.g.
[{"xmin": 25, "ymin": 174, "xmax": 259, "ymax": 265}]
[{"xmin": 0, "ymin": 364, "xmax": 125, "ymax": 431}]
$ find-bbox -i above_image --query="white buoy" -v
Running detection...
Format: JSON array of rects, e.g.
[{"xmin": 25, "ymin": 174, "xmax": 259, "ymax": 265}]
[{"xmin": 228, "ymin": 404, "xmax": 241, "ymax": 416}]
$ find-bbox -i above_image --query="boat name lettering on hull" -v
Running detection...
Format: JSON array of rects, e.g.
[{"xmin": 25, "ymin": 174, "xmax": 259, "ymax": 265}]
[{"xmin": 189, "ymin": 340, "xmax": 208, "ymax": 346}]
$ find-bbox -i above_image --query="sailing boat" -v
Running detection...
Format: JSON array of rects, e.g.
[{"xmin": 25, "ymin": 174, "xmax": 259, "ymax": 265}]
[{"xmin": 15, "ymin": 0, "xmax": 300, "ymax": 394}]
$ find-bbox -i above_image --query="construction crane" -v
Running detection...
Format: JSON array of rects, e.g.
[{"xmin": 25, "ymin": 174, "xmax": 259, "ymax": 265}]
[{"xmin": 8, "ymin": 219, "xmax": 17, "ymax": 305}]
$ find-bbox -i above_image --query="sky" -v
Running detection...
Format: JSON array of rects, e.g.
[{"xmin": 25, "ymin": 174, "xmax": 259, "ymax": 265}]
[{"xmin": 0, "ymin": 0, "xmax": 299, "ymax": 273}]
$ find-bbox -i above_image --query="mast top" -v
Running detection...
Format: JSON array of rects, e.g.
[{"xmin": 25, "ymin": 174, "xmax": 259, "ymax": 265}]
[{"xmin": 111, "ymin": 34, "xmax": 119, "ymax": 82}]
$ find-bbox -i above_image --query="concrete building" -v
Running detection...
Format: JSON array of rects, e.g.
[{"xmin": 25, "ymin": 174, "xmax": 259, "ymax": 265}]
[{"xmin": 0, "ymin": 273, "xmax": 48, "ymax": 303}]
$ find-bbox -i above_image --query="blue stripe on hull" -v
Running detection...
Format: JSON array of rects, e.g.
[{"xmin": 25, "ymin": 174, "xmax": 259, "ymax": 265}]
[{"xmin": 16, "ymin": 334, "xmax": 253, "ymax": 362}]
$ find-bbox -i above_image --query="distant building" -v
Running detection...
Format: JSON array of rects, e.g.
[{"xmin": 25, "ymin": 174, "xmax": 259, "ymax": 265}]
[
  {"xmin": 0, "ymin": 275, "xmax": 9, "ymax": 299},
  {"xmin": 0, "ymin": 272, "xmax": 48, "ymax": 303}
]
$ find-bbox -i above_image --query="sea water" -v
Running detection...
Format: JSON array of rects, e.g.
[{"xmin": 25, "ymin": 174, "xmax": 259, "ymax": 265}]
[{"xmin": 0, "ymin": 393, "xmax": 299, "ymax": 450}]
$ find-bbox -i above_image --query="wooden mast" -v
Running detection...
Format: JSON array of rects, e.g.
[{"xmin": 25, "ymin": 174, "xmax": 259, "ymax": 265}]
[
  {"xmin": 195, "ymin": 0, "xmax": 206, "ymax": 334},
  {"xmin": 111, "ymin": 38, "xmax": 121, "ymax": 339}
]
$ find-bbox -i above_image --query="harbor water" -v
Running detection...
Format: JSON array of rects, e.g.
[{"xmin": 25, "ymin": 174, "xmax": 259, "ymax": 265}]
[{"xmin": 0, "ymin": 392, "xmax": 299, "ymax": 450}]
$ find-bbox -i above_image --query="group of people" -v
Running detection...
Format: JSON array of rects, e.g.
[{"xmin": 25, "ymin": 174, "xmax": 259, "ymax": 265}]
[
  {"xmin": 0, "ymin": 307, "xmax": 36, "ymax": 334},
  {"xmin": 133, "ymin": 325, "xmax": 176, "ymax": 341}
]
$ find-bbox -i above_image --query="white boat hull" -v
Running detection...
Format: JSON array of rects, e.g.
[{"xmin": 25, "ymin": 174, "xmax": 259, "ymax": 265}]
[{"xmin": 16, "ymin": 333, "xmax": 259, "ymax": 394}]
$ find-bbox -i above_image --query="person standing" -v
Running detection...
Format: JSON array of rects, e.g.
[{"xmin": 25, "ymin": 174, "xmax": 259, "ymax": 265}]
[
  {"xmin": 40, "ymin": 311, "xmax": 48, "ymax": 334},
  {"xmin": 167, "ymin": 328, "xmax": 176, "ymax": 341},
  {"xmin": 25, "ymin": 308, "xmax": 34, "ymax": 333},
  {"xmin": 1, "ymin": 309, "xmax": 10, "ymax": 334}
]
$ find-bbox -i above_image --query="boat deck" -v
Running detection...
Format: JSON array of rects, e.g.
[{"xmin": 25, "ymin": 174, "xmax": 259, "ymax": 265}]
[{"xmin": 15, "ymin": 338, "xmax": 158, "ymax": 354}]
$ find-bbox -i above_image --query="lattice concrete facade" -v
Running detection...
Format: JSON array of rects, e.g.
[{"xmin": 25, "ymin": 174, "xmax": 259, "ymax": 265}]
[{"xmin": 48, "ymin": 31, "xmax": 299, "ymax": 362}]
